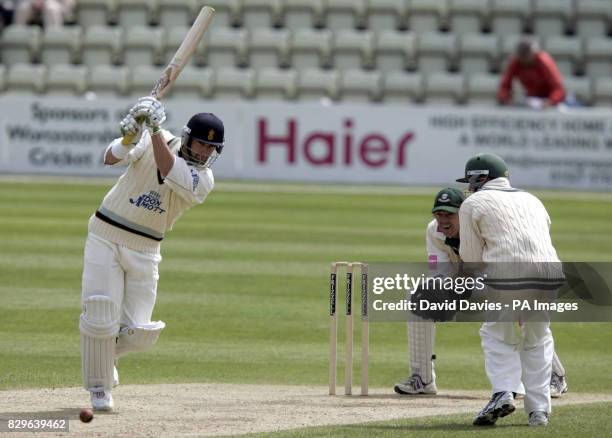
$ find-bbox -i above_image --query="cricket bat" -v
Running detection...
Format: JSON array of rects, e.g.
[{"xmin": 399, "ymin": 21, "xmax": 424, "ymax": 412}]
[{"xmin": 121, "ymin": 6, "xmax": 215, "ymax": 145}]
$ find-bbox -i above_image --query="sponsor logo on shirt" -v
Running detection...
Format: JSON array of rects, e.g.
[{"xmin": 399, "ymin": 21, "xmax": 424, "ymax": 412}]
[
  {"xmin": 129, "ymin": 190, "xmax": 166, "ymax": 214},
  {"xmin": 190, "ymin": 169, "xmax": 200, "ymax": 191}
]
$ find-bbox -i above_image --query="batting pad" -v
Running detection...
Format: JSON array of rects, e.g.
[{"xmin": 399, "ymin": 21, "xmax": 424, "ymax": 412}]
[
  {"xmin": 115, "ymin": 321, "xmax": 166, "ymax": 358},
  {"xmin": 408, "ymin": 314, "xmax": 436, "ymax": 383},
  {"xmin": 80, "ymin": 295, "xmax": 120, "ymax": 391}
]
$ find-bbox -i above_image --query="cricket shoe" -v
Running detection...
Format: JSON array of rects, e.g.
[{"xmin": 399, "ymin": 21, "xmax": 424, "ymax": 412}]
[
  {"xmin": 473, "ymin": 391, "xmax": 516, "ymax": 426},
  {"xmin": 550, "ymin": 372, "xmax": 568, "ymax": 398},
  {"xmin": 394, "ymin": 374, "xmax": 438, "ymax": 395},
  {"xmin": 90, "ymin": 388, "xmax": 114, "ymax": 411},
  {"xmin": 529, "ymin": 411, "xmax": 549, "ymax": 427}
]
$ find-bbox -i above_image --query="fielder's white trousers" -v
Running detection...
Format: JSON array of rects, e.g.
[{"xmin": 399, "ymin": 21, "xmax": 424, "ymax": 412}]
[
  {"xmin": 480, "ymin": 321, "xmax": 553, "ymax": 414},
  {"xmin": 82, "ymin": 233, "xmax": 162, "ymax": 327}
]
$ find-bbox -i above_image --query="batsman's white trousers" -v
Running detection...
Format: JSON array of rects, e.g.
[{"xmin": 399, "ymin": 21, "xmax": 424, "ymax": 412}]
[
  {"xmin": 82, "ymin": 233, "xmax": 162, "ymax": 327},
  {"xmin": 480, "ymin": 320, "xmax": 553, "ymax": 414}
]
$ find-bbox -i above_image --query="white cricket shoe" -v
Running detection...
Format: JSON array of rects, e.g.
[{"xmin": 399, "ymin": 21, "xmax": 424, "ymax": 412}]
[
  {"xmin": 550, "ymin": 372, "xmax": 568, "ymax": 398},
  {"xmin": 529, "ymin": 411, "xmax": 549, "ymax": 427},
  {"xmin": 90, "ymin": 388, "xmax": 114, "ymax": 411},
  {"xmin": 394, "ymin": 374, "xmax": 438, "ymax": 395},
  {"xmin": 473, "ymin": 391, "xmax": 516, "ymax": 426}
]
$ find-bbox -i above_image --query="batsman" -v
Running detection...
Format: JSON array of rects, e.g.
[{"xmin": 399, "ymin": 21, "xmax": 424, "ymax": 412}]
[{"xmin": 79, "ymin": 96, "xmax": 225, "ymax": 411}]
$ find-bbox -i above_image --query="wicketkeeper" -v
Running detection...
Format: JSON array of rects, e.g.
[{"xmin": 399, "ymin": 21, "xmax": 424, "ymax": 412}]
[
  {"xmin": 394, "ymin": 187, "xmax": 568, "ymax": 399},
  {"xmin": 79, "ymin": 96, "xmax": 225, "ymax": 411}
]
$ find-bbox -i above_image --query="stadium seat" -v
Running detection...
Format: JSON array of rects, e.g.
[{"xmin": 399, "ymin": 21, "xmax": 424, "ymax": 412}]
[
  {"xmin": 373, "ymin": 30, "xmax": 416, "ymax": 73},
  {"xmin": 365, "ymin": 0, "xmax": 406, "ymax": 32},
  {"xmin": 128, "ymin": 65, "xmax": 165, "ymax": 96},
  {"xmin": 204, "ymin": 27, "xmax": 248, "ymax": 68},
  {"xmin": 157, "ymin": 0, "xmax": 197, "ymax": 28},
  {"xmin": 46, "ymin": 64, "xmax": 88, "ymax": 95},
  {"xmin": 532, "ymin": 0, "xmax": 574, "ymax": 38},
  {"xmin": 6, "ymin": 64, "xmax": 46, "ymax": 94},
  {"xmin": 254, "ymin": 67, "xmax": 298, "ymax": 100},
  {"xmin": 0, "ymin": 25, "xmax": 41, "ymax": 65},
  {"xmin": 424, "ymin": 72, "xmax": 465, "ymax": 104},
  {"xmin": 289, "ymin": 29, "xmax": 333, "ymax": 70},
  {"xmin": 205, "ymin": 0, "xmax": 241, "ymax": 28},
  {"xmin": 75, "ymin": 0, "xmax": 116, "ymax": 27},
  {"xmin": 281, "ymin": 0, "xmax": 324, "ymax": 30},
  {"xmin": 331, "ymin": 29, "xmax": 374, "ymax": 71},
  {"xmin": 122, "ymin": 26, "xmax": 163, "ymax": 69},
  {"xmin": 381, "ymin": 71, "xmax": 424, "ymax": 103},
  {"xmin": 416, "ymin": 32, "xmax": 457, "ymax": 74},
  {"xmin": 40, "ymin": 27, "xmax": 82, "ymax": 67},
  {"xmin": 87, "ymin": 65, "xmax": 129, "ymax": 95},
  {"xmin": 212, "ymin": 66, "xmax": 255, "ymax": 99},
  {"xmin": 162, "ymin": 26, "xmax": 203, "ymax": 67},
  {"xmin": 458, "ymin": 33, "xmax": 499, "ymax": 74},
  {"xmin": 81, "ymin": 26, "xmax": 122, "ymax": 67},
  {"xmin": 407, "ymin": 0, "xmax": 449, "ymax": 33},
  {"xmin": 115, "ymin": 0, "xmax": 156, "ymax": 29},
  {"xmin": 296, "ymin": 68, "xmax": 339, "ymax": 101},
  {"xmin": 323, "ymin": 0, "xmax": 366, "ymax": 30},
  {"xmin": 490, "ymin": 0, "xmax": 530, "ymax": 36},
  {"xmin": 339, "ymin": 69, "xmax": 381, "ymax": 102},
  {"xmin": 465, "ymin": 72, "xmax": 499, "ymax": 105},
  {"xmin": 575, "ymin": 0, "xmax": 612, "ymax": 39},
  {"xmin": 247, "ymin": 28, "xmax": 290, "ymax": 70},
  {"xmin": 449, "ymin": 0, "xmax": 490, "ymax": 35},
  {"xmin": 564, "ymin": 76, "xmax": 592, "ymax": 107},
  {"xmin": 592, "ymin": 77, "xmax": 612, "ymax": 106},
  {"xmin": 543, "ymin": 36, "xmax": 582, "ymax": 77},
  {"xmin": 167, "ymin": 66, "xmax": 213, "ymax": 98},
  {"xmin": 240, "ymin": 0, "xmax": 282, "ymax": 31},
  {"xmin": 584, "ymin": 37, "xmax": 612, "ymax": 78}
]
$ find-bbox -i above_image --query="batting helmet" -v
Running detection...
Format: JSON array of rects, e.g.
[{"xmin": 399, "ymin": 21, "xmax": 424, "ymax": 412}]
[
  {"xmin": 181, "ymin": 113, "xmax": 225, "ymax": 168},
  {"xmin": 456, "ymin": 153, "xmax": 509, "ymax": 192}
]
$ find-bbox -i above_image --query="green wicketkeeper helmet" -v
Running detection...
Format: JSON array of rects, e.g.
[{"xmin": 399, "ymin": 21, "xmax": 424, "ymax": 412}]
[{"xmin": 456, "ymin": 153, "xmax": 509, "ymax": 192}]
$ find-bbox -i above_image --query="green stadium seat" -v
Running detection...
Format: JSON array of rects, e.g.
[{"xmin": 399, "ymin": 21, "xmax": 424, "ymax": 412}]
[
  {"xmin": 247, "ymin": 28, "xmax": 290, "ymax": 70},
  {"xmin": 449, "ymin": 0, "xmax": 490, "ymax": 35},
  {"xmin": 532, "ymin": 0, "xmax": 573, "ymax": 38},
  {"xmin": 280, "ymin": 0, "xmax": 324, "ymax": 30},
  {"xmin": 289, "ymin": 28, "xmax": 333, "ymax": 70},
  {"xmin": 466, "ymin": 72, "xmax": 499, "ymax": 105},
  {"xmin": 416, "ymin": 31, "xmax": 457, "ymax": 74},
  {"xmin": 6, "ymin": 64, "xmax": 46, "ymax": 94},
  {"xmin": 116, "ymin": 0, "xmax": 157, "ymax": 29},
  {"xmin": 240, "ymin": 0, "xmax": 282, "ymax": 31},
  {"xmin": 168, "ymin": 65, "xmax": 213, "ymax": 98},
  {"xmin": 373, "ymin": 29, "xmax": 416, "ymax": 73},
  {"xmin": 254, "ymin": 67, "xmax": 298, "ymax": 100},
  {"xmin": 543, "ymin": 36, "xmax": 582, "ymax": 77},
  {"xmin": 122, "ymin": 26, "xmax": 164, "ymax": 69},
  {"xmin": 205, "ymin": 0, "xmax": 241, "ymax": 28},
  {"xmin": 40, "ymin": 26, "xmax": 82, "ymax": 67},
  {"xmin": 575, "ymin": 0, "xmax": 612, "ymax": 39},
  {"xmin": 584, "ymin": 37, "xmax": 612, "ymax": 79},
  {"xmin": 158, "ymin": 0, "xmax": 197, "ymax": 28},
  {"xmin": 204, "ymin": 27, "xmax": 248, "ymax": 68},
  {"xmin": 87, "ymin": 65, "xmax": 129, "ymax": 95},
  {"xmin": 0, "ymin": 25, "xmax": 41, "ymax": 65},
  {"xmin": 365, "ymin": 0, "xmax": 406, "ymax": 32},
  {"xmin": 46, "ymin": 64, "xmax": 88, "ymax": 95},
  {"xmin": 76, "ymin": 0, "xmax": 116, "ymax": 27},
  {"xmin": 381, "ymin": 71, "xmax": 424, "ymax": 103},
  {"xmin": 490, "ymin": 0, "xmax": 530, "ymax": 36},
  {"xmin": 212, "ymin": 66, "xmax": 255, "ymax": 99},
  {"xmin": 424, "ymin": 71, "xmax": 465, "ymax": 104},
  {"xmin": 82, "ymin": 26, "xmax": 122, "ymax": 67},
  {"xmin": 339, "ymin": 69, "xmax": 381, "ymax": 102},
  {"xmin": 458, "ymin": 33, "xmax": 500, "ymax": 75},
  {"xmin": 296, "ymin": 68, "xmax": 339, "ymax": 101},
  {"xmin": 323, "ymin": 0, "xmax": 367, "ymax": 30},
  {"xmin": 408, "ymin": 0, "xmax": 449, "ymax": 33},
  {"xmin": 331, "ymin": 29, "xmax": 374, "ymax": 71}
]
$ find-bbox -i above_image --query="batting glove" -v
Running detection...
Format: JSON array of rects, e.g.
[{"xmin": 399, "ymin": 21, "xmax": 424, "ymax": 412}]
[
  {"xmin": 131, "ymin": 96, "xmax": 166, "ymax": 123},
  {"xmin": 119, "ymin": 113, "xmax": 143, "ymax": 147}
]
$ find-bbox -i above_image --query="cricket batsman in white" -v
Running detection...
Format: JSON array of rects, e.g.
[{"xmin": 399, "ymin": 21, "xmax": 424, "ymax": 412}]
[
  {"xmin": 457, "ymin": 152, "xmax": 561, "ymax": 427},
  {"xmin": 394, "ymin": 188, "xmax": 568, "ymax": 398},
  {"xmin": 79, "ymin": 96, "xmax": 225, "ymax": 411}
]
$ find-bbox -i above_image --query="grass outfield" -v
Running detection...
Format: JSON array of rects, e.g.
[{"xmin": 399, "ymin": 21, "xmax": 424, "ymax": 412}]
[
  {"xmin": 1, "ymin": 179, "xmax": 611, "ymax": 399},
  {"xmin": 245, "ymin": 402, "xmax": 612, "ymax": 437}
]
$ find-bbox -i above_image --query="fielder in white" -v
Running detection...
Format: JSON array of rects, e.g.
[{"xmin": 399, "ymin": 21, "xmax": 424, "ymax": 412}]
[
  {"xmin": 79, "ymin": 96, "xmax": 225, "ymax": 411},
  {"xmin": 394, "ymin": 188, "xmax": 568, "ymax": 398},
  {"xmin": 457, "ymin": 153, "xmax": 561, "ymax": 427}
]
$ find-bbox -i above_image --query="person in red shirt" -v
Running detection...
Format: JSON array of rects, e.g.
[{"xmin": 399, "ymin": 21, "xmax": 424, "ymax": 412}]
[{"xmin": 497, "ymin": 38, "xmax": 566, "ymax": 108}]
